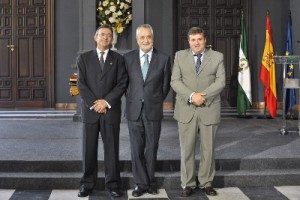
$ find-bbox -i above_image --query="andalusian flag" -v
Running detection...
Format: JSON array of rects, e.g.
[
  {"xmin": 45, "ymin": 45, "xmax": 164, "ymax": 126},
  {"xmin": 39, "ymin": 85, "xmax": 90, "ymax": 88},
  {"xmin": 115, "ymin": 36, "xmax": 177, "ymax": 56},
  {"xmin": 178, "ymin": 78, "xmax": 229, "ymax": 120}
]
[
  {"xmin": 237, "ymin": 12, "xmax": 252, "ymax": 115},
  {"xmin": 285, "ymin": 12, "xmax": 296, "ymax": 113},
  {"xmin": 259, "ymin": 12, "xmax": 277, "ymax": 118}
]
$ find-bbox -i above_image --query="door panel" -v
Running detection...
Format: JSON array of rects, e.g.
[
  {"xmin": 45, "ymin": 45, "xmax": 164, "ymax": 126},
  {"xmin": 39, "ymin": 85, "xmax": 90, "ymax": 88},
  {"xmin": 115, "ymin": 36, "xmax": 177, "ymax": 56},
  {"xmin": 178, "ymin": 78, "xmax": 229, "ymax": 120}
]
[
  {"xmin": 0, "ymin": 0, "xmax": 53, "ymax": 108},
  {"xmin": 177, "ymin": 0, "xmax": 250, "ymax": 106},
  {"xmin": 0, "ymin": 0, "xmax": 13, "ymax": 105}
]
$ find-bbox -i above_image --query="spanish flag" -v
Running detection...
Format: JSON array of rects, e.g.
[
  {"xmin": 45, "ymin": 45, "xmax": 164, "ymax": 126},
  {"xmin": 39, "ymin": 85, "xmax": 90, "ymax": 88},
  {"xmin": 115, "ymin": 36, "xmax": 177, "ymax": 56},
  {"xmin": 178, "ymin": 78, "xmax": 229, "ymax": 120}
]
[{"xmin": 259, "ymin": 12, "xmax": 277, "ymax": 118}]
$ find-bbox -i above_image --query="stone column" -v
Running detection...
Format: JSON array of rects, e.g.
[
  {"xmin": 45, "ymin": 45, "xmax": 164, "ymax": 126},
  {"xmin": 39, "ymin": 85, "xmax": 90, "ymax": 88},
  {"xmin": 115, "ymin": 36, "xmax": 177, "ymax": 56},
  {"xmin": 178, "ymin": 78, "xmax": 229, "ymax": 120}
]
[
  {"xmin": 73, "ymin": 0, "xmax": 97, "ymax": 122},
  {"xmin": 131, "ymin": 0, "xmax": 145, "ymax": 49}
]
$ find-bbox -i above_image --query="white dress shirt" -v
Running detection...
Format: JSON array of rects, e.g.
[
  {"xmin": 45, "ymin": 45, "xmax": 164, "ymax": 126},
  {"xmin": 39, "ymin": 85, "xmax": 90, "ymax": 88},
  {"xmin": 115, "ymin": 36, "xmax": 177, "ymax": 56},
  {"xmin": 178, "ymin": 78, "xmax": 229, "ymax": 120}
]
[{"xmin": 139, "ymin": 48, "xmax": 153, "ymax": 68}]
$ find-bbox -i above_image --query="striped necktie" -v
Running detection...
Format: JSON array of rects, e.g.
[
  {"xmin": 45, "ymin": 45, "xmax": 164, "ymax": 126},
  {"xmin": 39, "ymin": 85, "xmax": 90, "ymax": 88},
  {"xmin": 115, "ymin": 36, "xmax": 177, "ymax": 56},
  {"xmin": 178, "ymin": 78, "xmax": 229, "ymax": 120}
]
[
  {"xmin": 99, "ymin": 52, "xmax": 104, "ymax": 71},
  {"xmin": 195, "ymin": 54, "xmax": 202, "ymax": 73}
]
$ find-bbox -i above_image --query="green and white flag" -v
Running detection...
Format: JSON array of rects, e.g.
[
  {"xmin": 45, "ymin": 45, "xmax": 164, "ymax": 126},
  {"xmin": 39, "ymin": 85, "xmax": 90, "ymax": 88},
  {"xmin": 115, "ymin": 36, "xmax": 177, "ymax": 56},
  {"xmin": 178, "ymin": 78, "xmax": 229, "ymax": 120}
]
[{"xmin": 237, "ymin": 12, "xmax": 252, "ymax": 114}]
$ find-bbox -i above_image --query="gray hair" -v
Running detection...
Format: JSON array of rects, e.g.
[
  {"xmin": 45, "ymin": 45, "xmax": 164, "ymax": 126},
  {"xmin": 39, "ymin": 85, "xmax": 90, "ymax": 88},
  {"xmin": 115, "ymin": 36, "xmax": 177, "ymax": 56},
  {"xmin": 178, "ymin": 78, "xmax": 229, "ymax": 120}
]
[
  {"xmin": 136, "ymin": 24, "xmax": 154, "ymax": 38},
  {"xmin": 95, "ymin": 24, "xmax": 113, "ymax": 36}
]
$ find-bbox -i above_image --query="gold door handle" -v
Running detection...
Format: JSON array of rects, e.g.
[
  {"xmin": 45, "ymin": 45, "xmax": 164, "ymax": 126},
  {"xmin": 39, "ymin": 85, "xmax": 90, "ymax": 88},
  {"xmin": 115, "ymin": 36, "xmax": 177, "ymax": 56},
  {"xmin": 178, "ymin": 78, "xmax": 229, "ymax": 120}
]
[{"xmin": 7, "ymin": 44, "xmax": 15, "ymax": 52}]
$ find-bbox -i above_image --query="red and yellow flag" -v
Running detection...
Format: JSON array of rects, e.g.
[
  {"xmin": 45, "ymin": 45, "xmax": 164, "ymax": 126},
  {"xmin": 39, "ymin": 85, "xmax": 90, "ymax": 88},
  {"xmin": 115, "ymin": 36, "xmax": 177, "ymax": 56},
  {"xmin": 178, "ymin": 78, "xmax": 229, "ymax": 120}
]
[{"xmin": 259, "ymin": 12, "xmax": 277, "ymax": 118}]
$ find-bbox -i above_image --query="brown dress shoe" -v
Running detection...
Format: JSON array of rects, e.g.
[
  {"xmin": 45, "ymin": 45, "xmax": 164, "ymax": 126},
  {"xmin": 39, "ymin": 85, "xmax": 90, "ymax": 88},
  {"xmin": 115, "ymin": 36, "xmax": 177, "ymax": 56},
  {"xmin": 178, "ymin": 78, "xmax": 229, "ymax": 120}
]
[
  {"xmin": 180, "ymin": 187, "xmax": 193, "ymax": 197},
  {"xmin": 202, "ymin": 186, "xmax": 217, "ymax": 196}
]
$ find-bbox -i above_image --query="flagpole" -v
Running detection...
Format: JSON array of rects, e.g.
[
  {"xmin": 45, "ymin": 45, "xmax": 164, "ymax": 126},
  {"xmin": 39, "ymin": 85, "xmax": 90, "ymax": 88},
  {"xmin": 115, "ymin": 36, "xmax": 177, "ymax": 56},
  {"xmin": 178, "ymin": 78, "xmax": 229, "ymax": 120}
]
[
  {"xmin": 258, "ymin": 10, "xmax": 277, "ymax": 119},
  {"xmin": 262, "ymin": 10, "xmax": 268, "ymax": 119},
  {"xmin": 237, "ymin": 10, "xmax": 252, "ymax": 119}
]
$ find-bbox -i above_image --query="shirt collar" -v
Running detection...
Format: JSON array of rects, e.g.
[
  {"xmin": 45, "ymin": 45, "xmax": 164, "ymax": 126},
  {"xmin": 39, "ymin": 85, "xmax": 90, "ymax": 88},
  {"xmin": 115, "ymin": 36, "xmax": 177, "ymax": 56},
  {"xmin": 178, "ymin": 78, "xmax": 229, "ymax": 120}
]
[
  {"xmin": 139, "ymin": 48, "xmax": 153, "ymax": 59},
  {"xmin": 96, "ymin": 48, "xmax": 109, "ymax": 55},
  {"xmin": 192, "ymin": 48, "xmax": 206, "ymax": 56}
]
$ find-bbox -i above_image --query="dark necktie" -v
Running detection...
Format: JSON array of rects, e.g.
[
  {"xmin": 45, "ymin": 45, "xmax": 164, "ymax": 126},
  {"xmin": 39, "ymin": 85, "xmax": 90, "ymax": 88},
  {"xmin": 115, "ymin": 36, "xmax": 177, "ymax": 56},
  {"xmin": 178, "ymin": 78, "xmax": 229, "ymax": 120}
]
[
  {"xmin": 195, "ymin": 54, "xmax": 202, "ymax": 73},
  {"xmin": 142, "ymin": 54, "xmax": 149, "ymax": 81},
  {"xmin": 99, "ymin": 52, "xmax": 105, "ymax": 71}
]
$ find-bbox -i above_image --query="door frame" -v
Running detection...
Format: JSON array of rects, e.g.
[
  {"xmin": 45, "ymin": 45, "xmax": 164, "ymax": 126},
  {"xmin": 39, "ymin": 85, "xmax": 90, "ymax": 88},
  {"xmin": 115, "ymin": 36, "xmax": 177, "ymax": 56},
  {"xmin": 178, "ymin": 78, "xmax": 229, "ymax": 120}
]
[{"xmin": 47, "ymin": 0, "xmax": 55, "ymax": 107}]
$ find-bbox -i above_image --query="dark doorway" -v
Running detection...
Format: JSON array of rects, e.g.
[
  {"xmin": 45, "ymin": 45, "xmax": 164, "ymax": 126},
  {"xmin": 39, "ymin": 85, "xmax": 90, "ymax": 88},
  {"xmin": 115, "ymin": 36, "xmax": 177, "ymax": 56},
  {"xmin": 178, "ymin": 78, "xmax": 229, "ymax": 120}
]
[
  {"xmin": 176, "ymin": 0, "xmax": 250, "ymax": 106},
  {"xmin": 0, "ymin": 0, "xmax": 54, "ymax": 108}
]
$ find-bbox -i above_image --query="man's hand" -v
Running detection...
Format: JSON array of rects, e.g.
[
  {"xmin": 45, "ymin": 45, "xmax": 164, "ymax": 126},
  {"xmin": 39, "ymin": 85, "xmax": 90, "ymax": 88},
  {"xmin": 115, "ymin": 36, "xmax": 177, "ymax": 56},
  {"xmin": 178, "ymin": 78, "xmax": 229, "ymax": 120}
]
[
  {"xmin": 93, "ymin": 99, "xmax": 108, "ymax": 113},
  {"xmin": 191, "ymin": 92, "xmax": 206, "ymax": 106}
]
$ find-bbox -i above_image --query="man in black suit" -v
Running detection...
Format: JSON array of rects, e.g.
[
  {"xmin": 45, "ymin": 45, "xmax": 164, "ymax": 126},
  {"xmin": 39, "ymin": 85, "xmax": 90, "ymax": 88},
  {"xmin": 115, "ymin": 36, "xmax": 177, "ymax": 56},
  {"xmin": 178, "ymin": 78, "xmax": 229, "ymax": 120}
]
[
  {"xmin": 124, "ymin": 24, "xmax": 172, "ymax": 197},
  {"xmin": 76, "ymin": 24, "xmax": 128, "ymax": 198}
]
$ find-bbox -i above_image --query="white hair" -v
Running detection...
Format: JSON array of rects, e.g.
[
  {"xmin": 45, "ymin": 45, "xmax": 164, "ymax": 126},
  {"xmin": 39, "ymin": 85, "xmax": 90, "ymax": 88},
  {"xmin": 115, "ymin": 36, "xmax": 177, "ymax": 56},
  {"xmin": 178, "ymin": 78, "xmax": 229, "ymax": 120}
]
[{"xmin": 136, "ymin": 24, "xmax": 154, "ymax": 38}]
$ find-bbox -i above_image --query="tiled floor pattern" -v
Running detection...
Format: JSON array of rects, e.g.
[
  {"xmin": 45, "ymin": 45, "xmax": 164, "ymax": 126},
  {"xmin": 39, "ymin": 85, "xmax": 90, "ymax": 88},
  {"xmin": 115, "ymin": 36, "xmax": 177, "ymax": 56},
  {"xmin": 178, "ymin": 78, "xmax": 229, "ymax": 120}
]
[{"xmin": 1, "ymin": 186, "xmax": 299, "ymax": 200}]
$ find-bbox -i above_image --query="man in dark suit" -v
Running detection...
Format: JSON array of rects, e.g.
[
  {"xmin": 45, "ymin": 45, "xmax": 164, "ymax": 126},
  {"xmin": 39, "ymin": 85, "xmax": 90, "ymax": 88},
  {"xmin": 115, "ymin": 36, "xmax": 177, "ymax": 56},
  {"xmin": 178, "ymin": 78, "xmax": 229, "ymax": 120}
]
[
  {"xmin": 76, "ymin": 24, "xmax": 128, "ymax": 198},
  {"xmin": 124, "ymin": 24, "xmax": 171, "ymax": 197},
  {"xmin": 171, "ymin": 27, "xmax": 225, "ymax": 197}
]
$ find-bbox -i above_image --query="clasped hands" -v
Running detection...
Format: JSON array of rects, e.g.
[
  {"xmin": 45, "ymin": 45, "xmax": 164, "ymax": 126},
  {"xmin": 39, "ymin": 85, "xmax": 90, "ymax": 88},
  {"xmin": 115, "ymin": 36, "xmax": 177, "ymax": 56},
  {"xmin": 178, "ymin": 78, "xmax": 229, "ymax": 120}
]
[
  {"xmin": 92, "ymin": 99, "xmax": 108, "ymax": 114},
  {"xmin": 191, "ymin": 92, "xmax": 206, "ymax": 106}
]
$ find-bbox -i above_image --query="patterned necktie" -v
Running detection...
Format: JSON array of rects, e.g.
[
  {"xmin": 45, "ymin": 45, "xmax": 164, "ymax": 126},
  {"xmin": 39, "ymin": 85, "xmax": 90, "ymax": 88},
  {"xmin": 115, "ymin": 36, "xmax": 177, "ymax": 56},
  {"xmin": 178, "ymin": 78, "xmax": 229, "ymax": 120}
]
[
  {"xmin": 99, "ymin": 52, "xmax": 105, "ymax": 71},
  {"xmin": 142, "ymin": 54, "xmax": 149, "ymax": 81},
  {"xmin": 195, "ymin": 54, "xmax": 202, "ymax": 73}
]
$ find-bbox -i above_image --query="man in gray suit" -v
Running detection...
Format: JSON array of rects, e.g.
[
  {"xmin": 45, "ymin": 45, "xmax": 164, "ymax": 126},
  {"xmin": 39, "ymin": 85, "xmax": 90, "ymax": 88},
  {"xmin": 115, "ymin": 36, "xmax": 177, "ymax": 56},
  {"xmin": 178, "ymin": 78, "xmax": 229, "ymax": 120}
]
[
  {"xmin": 171, "ymin": 27, "xmax": 225, "ymax": 197},
  {"xmin": 124, "ymin": 24, "xmax": 171, "ymax": 197},
  {"xmin": 77, "ymin": 25, "xmax": 127, "ymax": 198}
]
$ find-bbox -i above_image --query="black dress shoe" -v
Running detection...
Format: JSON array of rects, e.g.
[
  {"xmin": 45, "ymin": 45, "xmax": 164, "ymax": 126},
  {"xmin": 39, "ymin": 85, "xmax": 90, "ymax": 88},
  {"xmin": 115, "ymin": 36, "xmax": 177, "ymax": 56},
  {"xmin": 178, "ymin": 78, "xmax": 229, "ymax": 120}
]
[
  {"xmin": 109, "ymin": 188, "xmax": 123, "ymax": 197},
  {"xmin": 132, "ymin": 186, "xmax": 146, "ymax": 197},
  {"xmin": 180, "ymin": 187, "xmax": 193, "ymax": 197},
  {"xmin": 78, "ymin": 186, "xmax": 92, "ymax": 197},
  {"xmin": 147, "ymin": 185, "xmax": 158, "ymax": 195},
  {"xmin": 202, "ymin": 186, "xmax": 217, "ymax": 196}
]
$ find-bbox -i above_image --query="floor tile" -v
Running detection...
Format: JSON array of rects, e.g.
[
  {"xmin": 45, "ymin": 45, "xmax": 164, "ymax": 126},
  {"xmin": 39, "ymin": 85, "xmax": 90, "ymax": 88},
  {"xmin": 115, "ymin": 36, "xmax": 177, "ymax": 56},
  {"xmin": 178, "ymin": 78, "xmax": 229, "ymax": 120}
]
[
  {"xmin": 275, "ymin": 186, "xmax": 300, "ymax": 200},
  {"xmin": 0, "ymin": 189, "xmax": 15, "ymax": 200}
]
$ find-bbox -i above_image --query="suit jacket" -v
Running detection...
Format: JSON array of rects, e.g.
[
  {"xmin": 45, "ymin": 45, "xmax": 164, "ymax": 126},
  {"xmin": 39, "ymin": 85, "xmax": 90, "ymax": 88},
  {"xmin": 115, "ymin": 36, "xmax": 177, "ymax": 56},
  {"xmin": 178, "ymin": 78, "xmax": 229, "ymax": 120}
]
[
  {"xmin": 124, "ymin": 48, "xmax": 171, "ymax": 121},
  {"xmin": 77, "ymin": 49, "xmax": 128, "ymax": 124},
  {"xmin": 171, "ymin": 48, "xmax": 226, "ymax": 125}
]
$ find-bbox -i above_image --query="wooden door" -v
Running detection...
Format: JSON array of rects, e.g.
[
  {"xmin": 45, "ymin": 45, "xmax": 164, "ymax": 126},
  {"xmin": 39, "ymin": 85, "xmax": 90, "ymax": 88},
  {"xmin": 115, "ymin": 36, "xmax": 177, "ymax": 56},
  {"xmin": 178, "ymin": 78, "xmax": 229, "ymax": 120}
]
[
  {"xmin": 177, "ymin": 0, "xmax": 250, "ymax": 106},
  {"xmin": 0, "ymin": 0, "xmax": 54, "ymax": 108}
]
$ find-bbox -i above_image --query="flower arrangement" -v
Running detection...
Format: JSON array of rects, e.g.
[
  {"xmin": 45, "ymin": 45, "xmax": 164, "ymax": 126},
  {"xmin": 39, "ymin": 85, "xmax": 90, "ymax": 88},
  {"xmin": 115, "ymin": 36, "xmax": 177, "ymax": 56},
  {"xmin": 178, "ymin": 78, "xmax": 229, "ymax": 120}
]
[{"xmin": 97, "ymin": 0, "xmax": 132, "ymax": 35}]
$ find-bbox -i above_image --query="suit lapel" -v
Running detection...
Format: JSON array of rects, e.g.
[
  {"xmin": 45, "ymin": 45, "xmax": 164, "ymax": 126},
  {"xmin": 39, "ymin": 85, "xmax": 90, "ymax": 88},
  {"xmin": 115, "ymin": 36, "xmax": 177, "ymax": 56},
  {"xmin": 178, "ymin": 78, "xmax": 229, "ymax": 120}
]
[
  {"xmin": 185, "ymin": 49, "xmax": 197, "ymax": 74},
  {"xmin": 144, "ymin": 48, "xmax": 158, "ymax": 83},
  {"xmin": 92, "ymin": 50, "xmax": 102, "ymax": 78},
  {"xmin": 100, "ymin": 50, "xmax": 114, "ymax": 79},
  {"xmin": 132, "ymin": 50, "xmax": 144, "ymax": 82},
  {"xmin": 199, "ymin": 49, "xmax": 211, "ymax": 73}
]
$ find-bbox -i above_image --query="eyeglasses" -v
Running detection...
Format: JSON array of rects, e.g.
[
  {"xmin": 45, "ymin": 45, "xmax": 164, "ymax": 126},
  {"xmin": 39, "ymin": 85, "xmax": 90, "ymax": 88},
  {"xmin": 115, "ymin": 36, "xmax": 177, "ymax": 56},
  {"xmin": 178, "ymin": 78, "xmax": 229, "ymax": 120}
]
[{"xmin": 96, "ymin": 33, "xmax": 113, "ymax": 38}]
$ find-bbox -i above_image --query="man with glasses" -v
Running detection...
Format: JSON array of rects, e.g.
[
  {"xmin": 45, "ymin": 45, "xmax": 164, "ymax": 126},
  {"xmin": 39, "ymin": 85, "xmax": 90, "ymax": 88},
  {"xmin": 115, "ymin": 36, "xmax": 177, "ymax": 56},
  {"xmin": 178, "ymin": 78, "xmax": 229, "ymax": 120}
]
[{"xmin": 76, "ymin": 24, "xmax": 128, "ymax": 198}]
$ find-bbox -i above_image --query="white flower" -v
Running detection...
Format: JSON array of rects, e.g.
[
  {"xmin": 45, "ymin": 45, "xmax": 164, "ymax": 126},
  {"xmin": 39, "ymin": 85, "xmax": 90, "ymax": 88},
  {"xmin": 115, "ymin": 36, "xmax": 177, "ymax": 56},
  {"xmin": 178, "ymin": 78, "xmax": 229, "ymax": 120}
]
[
  {"xmin": 103, "ymin": 1, "xmax": 108, "ymax": 6},
  {"xmin": 126, "ymin": 14, "xmax": 132, "ymax": 24},
  {"xmin": 112, "ymin": 12, "xmax": 118, "ymax": 18},
  {"xmin": 120, "ymin": 2, "xmax": 125, "ymax": 9},
  {"xmin": 109, "ymin": 5, "xmax": 116, "ymax": 12},
  {"xmin": 123, "ymin": 4, "xmax": 129, "ymax": 10},
  {"xmin": 97, "ymin": 0, "xmax": 132, "ymax": 35},
  {"xmin": 109, "ymin": 16, "xmax": 116, "ymax": 23}
]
